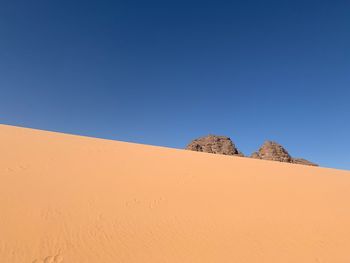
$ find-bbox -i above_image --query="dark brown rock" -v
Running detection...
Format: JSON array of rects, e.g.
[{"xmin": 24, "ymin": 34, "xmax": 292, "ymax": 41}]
[
  {"xmin": 250, "ymin": 141, "xmax": 292, "ymax": 163},
  {"xmin": 292, "ymin": 158, "xmax": 319, "ymax": 167},
  {"xmin": 186, "ymin": 136, "xmax": 318, "ymax": 166},
  {"xmin": 186, "ymin": 135, "xmax": 244, "ymax": 156},
  {"xmin": 250, "ymin": 152, "xmax": 260, "ymax": 159},
  {"xmin": 251, "ymin": 141, "xmax": 318, "ymax": 166}
]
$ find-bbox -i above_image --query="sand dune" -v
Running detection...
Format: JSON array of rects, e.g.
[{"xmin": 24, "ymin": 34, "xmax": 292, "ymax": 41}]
[{"xmin": 0, "ymin": 124, "xmax": 350, "ymax": 263}]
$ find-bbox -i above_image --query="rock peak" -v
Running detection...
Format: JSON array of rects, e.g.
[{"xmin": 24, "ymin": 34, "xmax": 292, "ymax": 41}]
[
  {"xmin": 251, "ymin": 141, "xmax": 292, "ymax": 163},
  {"xmin": 251, "ymin": 141, "xmax": 318, "ymax": 166},
  {"xmin": 186, "ymin": 135, "xmax": 244, "ymax": 156}
]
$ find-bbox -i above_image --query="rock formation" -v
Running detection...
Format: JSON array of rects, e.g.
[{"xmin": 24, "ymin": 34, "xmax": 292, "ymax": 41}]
[
  {"xmin": 292, "ymin": 158, "xmax": 318, "ymax": 167},
  {"xmin": 251, "ymin": 140, "xmax": 318, "ymax": 166},
  {"xmin": 186, "ymin": 135, "xmax": 244, "ymax": 156},
  {"xmin": 250, "ymin": 141, "xmax": 293, "ymax": 163},
  {"xmin": 186, "ymin": 136, "xmax": 318, "ymax": 166}
]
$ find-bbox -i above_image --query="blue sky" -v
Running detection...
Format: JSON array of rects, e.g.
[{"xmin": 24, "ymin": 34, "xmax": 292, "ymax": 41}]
[{"xmin": 0, "ymin": 0, "xmax": 349, "ymax": 170}]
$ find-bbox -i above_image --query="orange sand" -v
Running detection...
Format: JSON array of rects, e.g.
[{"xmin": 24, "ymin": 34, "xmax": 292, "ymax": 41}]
[{"xmin": 0, "ymin": 124, "xmax": 350, "ymax": 263}]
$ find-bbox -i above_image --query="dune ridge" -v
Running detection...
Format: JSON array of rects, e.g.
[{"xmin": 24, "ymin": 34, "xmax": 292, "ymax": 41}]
[{"xmin": 0, "ymin": 124, "xmax": 350, "ymax": 263}]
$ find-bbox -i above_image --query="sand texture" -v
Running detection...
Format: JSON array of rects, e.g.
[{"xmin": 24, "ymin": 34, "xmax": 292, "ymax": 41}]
[{"xmin": 1, "ymin": 124, "xmax": 350, "ymax": 263}]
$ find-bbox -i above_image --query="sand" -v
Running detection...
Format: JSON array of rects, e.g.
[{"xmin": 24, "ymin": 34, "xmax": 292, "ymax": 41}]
[{"xmin": 0, "ymin": 124, "xmax": 350, "ymax": 263}]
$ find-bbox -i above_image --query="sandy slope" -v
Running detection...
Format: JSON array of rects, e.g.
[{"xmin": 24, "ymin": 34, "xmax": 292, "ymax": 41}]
[{"xmin": 0, "ymin": 124, "xmax": 350, "ymax": 263}]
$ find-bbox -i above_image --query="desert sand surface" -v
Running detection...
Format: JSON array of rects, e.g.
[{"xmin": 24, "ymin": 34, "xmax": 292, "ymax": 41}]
[{"xmin": 1, "ymin": 124, "xmax": 350, "ymax": 263}]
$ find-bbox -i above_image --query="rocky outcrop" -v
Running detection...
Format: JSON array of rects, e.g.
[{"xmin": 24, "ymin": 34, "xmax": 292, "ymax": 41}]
[
  {"xmin": 186, "ymin": 136, "xmax": 318, "ymax": 166},
  {"xmin": 186, "ymin": 135, "xmax": 244, "ymax": 156},
  {"xmin": 250, "ymin": 141, "xmax": 293, "ymax": 163},
  {"xmin": 251, "ymin": 141, "xmax": 318, "ymax": 166},
  {"xmin": 292, "ymin": 158, "xmax": 318, "ymax": 167}
]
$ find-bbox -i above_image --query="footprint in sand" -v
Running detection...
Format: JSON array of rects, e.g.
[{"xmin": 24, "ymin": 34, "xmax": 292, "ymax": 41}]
[{"xmin": 32, "ymin": 254, "xmax": 63, "ymax": 263}]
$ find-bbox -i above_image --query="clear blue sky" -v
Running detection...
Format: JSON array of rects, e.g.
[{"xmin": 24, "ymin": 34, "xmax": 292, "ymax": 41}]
[{"xmin": 0, "ymin": 0, "xmax": 349, "ymax": 170}]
